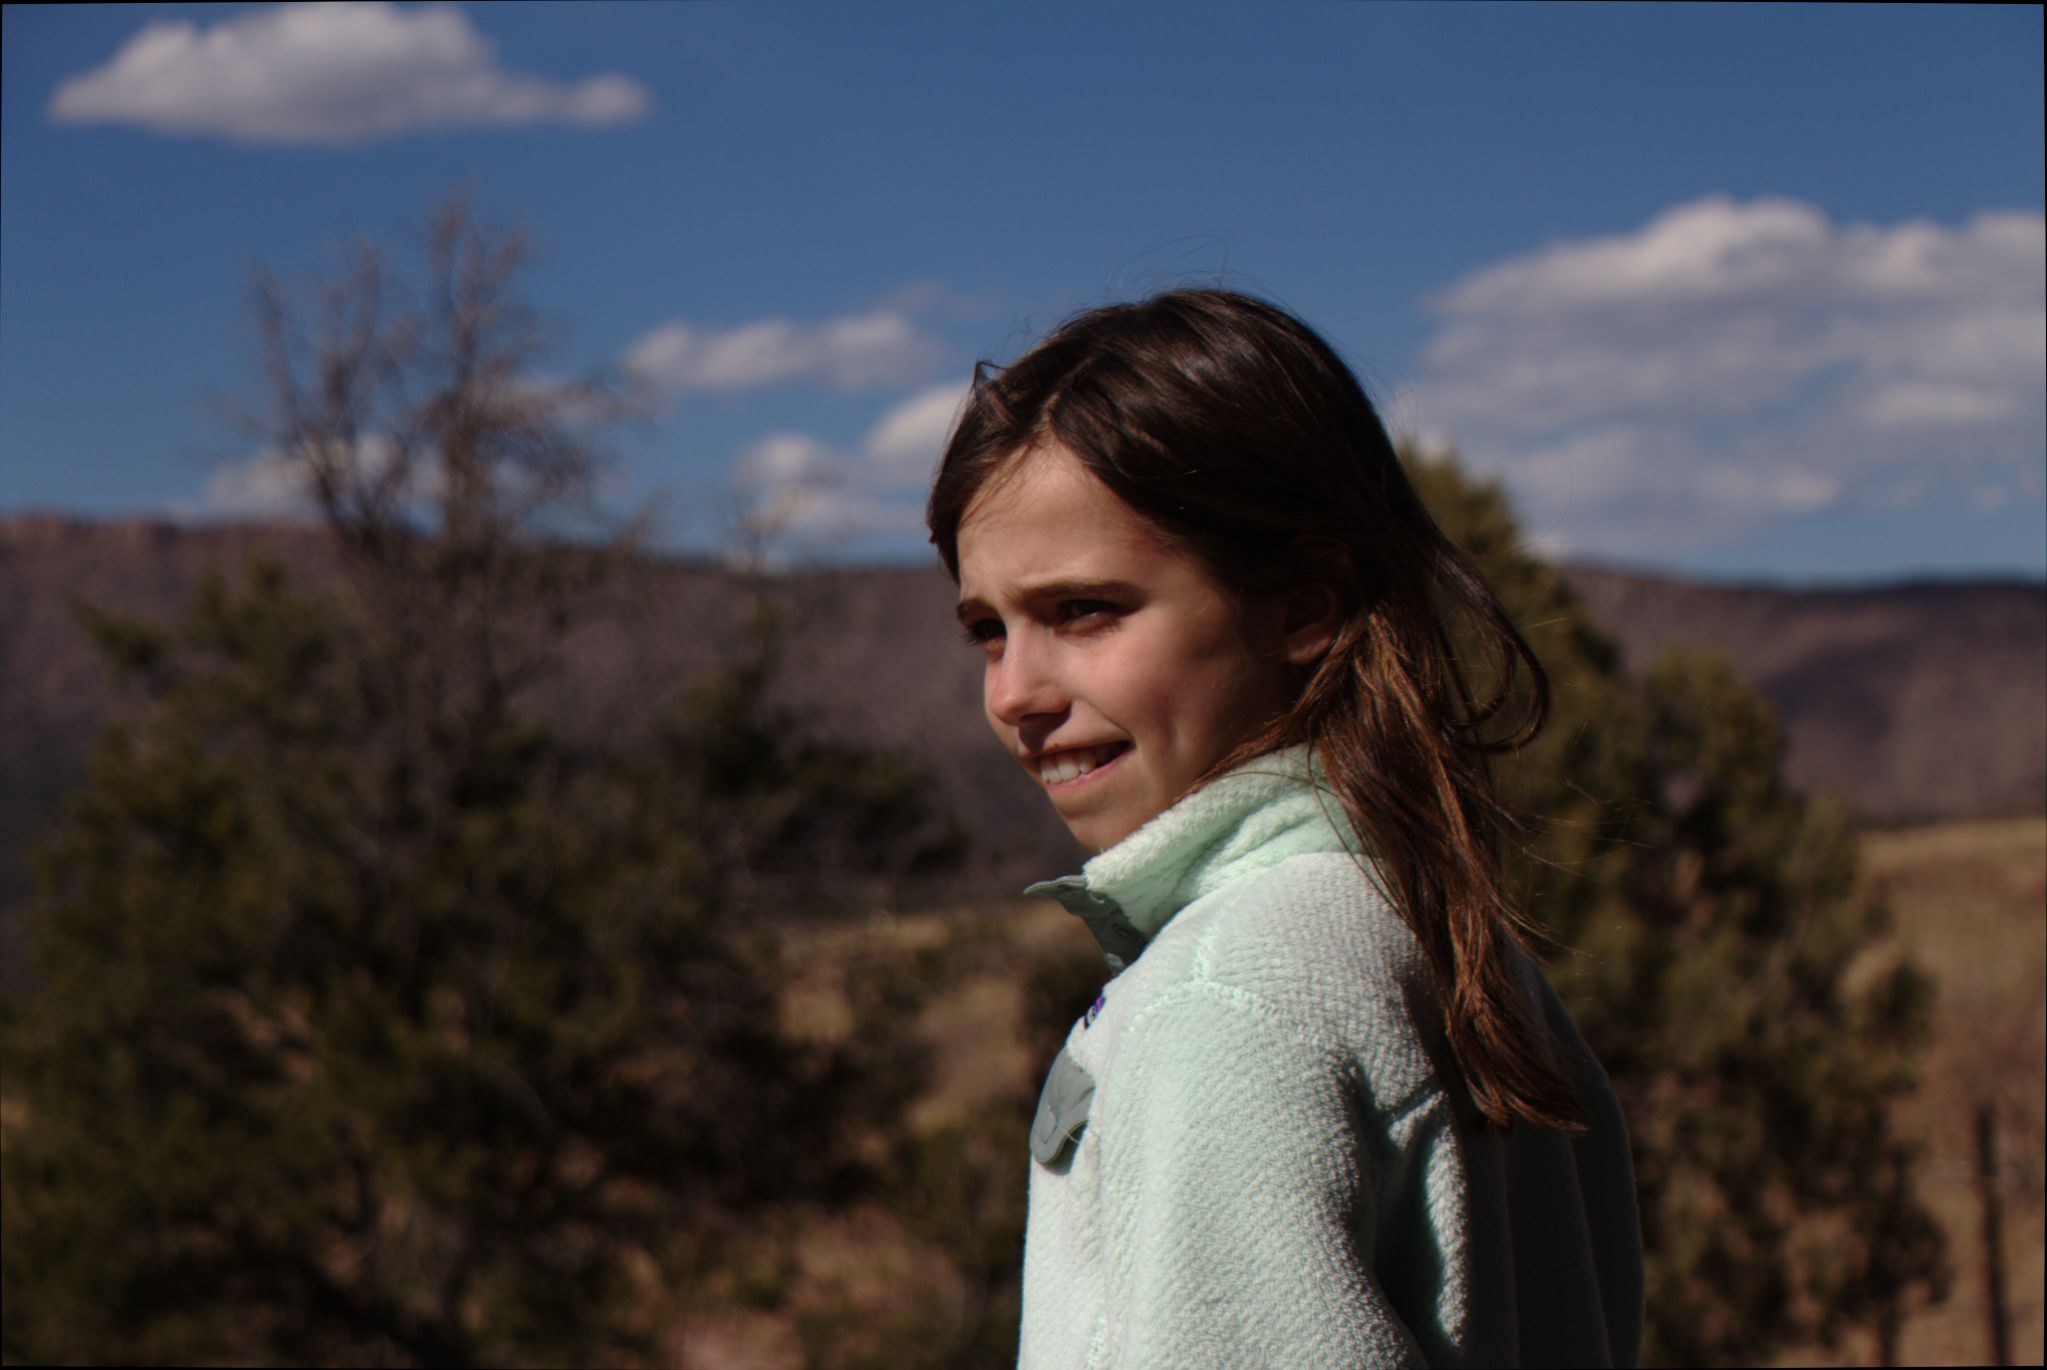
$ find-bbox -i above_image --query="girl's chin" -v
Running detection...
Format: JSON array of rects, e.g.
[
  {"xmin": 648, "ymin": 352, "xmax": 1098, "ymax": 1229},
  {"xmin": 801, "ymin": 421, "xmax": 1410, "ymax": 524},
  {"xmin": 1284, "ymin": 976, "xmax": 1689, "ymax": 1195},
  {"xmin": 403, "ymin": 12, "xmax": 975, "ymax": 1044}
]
[
  {"xmin": 1064, "ymin": 815, "xmax": 1128, "ymax": 855},
  {"xmin": 1050, "ymin": 767, "xmax": 1165, "ymax": 854}
]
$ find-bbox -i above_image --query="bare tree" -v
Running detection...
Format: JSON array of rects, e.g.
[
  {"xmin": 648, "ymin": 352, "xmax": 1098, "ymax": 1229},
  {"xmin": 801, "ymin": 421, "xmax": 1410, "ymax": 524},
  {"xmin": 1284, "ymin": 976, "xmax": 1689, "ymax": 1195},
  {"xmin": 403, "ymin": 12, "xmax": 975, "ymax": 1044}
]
[
  {"xmin": 237, "ymin": 194, "xmax": 648, "ymax": 706},
  {"xmin": 4, "ymin": 195, "xmax": 954, "ymax": 1367}
]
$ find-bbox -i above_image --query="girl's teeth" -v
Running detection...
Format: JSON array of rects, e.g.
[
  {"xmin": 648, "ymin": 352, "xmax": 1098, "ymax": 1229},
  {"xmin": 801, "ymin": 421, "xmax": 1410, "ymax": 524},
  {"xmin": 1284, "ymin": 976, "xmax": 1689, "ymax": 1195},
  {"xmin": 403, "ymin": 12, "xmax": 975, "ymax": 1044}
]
[{"xmin": 1040, "ymin": 745, "xmax": 1119, "ymax": 785}]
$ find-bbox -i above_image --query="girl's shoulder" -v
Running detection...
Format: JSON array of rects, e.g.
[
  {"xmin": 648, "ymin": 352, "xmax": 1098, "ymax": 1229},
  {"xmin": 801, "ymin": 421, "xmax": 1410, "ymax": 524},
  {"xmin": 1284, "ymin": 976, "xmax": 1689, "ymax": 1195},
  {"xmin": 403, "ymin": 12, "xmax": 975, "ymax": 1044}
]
[
  {"xmin": 1187, "ymin": 848, "xmax": 1425, "ymax": 985},
  {"xmin": 1138, "ymin": 850, "xmax": 1448, "ymax": 1075}
]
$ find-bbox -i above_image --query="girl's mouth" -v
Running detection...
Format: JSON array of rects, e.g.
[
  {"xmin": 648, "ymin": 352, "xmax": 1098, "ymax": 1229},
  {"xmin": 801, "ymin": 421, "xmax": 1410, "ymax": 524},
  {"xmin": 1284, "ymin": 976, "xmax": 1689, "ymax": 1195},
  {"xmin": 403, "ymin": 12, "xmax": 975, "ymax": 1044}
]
[{"xmin": 1035, "ymin": 741, "xmax": 1131, "ymax": 788}]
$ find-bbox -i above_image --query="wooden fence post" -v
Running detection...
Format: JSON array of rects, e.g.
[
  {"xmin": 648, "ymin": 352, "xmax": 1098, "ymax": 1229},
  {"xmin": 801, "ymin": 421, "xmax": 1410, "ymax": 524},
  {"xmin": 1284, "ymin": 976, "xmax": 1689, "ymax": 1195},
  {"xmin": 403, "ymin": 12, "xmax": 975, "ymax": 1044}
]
[{"xmin": 1974, "ymin": 1100, "xmax": 2009, "ymax": 1368}]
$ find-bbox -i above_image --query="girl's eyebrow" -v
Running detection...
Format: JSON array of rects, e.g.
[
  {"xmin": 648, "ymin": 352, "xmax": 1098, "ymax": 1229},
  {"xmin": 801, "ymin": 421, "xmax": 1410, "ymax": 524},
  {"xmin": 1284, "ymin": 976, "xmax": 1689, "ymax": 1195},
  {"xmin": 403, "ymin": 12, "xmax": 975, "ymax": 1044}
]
[{"xmin": 954, "ymin": 578, "xmax": 1143, "ymax": 625}]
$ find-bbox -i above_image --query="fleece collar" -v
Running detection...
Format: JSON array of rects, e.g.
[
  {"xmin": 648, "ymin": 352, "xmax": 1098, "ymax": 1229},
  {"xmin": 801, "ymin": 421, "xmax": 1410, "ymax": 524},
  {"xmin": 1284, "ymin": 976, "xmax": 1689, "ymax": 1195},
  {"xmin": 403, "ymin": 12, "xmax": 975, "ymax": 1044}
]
[{"xmin": 1025, "ymin": 745, "xmax": 1363, "ymax": 973}]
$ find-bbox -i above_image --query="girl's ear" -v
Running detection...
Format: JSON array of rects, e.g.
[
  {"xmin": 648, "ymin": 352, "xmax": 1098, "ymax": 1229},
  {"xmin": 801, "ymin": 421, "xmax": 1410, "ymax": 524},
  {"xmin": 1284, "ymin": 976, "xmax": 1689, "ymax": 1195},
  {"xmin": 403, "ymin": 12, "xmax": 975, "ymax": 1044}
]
[{"xmin": 1279, "ymin": 578, "xmax": 1344, "ymax": 667}]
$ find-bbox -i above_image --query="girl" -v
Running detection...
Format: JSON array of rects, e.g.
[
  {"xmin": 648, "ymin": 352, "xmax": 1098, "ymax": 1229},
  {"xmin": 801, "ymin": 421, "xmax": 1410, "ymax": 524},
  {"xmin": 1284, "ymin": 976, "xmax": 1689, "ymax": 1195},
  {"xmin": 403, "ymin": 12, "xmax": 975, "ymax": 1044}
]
[{"xmin": 927, "ymin": 290, "xmax": 1644, "ymax": 1368}]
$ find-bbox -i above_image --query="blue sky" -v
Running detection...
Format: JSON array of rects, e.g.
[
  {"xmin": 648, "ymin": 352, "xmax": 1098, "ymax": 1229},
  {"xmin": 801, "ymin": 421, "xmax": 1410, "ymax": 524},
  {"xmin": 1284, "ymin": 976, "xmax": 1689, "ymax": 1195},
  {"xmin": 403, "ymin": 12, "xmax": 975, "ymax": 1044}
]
[{"xmin": 2, "ymin": 2, "xmax": 2041, "ymax": 583}]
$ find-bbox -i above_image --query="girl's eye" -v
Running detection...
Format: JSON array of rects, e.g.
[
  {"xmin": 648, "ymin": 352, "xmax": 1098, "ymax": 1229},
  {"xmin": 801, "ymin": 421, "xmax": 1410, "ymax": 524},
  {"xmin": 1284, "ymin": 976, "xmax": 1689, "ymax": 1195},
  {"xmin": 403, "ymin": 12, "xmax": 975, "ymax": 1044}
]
[{"xmin": 1059, "ymin": 599, "xmax": 1118, "ymax": 626}]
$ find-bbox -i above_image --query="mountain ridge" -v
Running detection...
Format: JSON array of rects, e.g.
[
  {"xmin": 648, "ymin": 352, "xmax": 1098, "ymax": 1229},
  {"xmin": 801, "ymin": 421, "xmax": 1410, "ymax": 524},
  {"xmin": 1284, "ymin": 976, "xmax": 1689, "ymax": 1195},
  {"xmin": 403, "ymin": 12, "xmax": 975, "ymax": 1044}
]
[{"xmin": 5, "ymin": 514, "xmax": 2042, "ymax": 953}]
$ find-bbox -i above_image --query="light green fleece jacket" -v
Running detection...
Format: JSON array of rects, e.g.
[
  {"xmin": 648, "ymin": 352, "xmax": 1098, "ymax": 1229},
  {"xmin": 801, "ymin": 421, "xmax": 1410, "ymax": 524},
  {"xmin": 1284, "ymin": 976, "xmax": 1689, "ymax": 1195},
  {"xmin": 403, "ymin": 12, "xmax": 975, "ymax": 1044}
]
[{"xmin": 1017, "ymin": 747, "xmax": 1643, "ymax": 1368}]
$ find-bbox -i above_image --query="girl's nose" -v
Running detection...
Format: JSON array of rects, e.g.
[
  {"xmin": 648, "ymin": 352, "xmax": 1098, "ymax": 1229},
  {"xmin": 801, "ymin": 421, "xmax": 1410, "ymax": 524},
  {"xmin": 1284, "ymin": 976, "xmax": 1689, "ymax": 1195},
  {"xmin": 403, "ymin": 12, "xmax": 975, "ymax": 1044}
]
[{"xmin": 985, "ymin": 634, "xmax": 1067, "ymax": 727}]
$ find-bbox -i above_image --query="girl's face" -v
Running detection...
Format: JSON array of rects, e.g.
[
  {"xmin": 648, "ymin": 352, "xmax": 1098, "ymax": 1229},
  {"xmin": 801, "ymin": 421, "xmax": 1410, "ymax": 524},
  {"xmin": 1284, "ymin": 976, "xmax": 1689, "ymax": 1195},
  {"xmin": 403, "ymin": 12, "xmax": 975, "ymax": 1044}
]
[{"xmin": 954, "ymin": 444, "xmax": 1317, "ymax": 853}]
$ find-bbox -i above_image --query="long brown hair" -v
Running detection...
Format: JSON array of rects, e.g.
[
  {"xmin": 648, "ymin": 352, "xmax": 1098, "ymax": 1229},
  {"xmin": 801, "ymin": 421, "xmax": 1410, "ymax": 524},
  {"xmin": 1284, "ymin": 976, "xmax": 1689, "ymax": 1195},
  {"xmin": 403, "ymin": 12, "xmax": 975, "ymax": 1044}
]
[{"xmin": 927, "ymin": 288, "xmax": 1583, "ymax": 1133}]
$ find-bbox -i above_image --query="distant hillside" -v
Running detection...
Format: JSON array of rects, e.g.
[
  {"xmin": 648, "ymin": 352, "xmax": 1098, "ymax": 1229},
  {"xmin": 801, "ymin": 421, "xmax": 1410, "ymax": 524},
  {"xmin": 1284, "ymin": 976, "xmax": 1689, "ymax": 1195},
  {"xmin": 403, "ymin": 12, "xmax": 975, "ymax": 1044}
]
[
  {"xmin": 1564, "ymin": 564, "xmax": 2047, "ymax": 827},
  {"xmin": 4, "ymin": 515, "xmax": 2043, "ymax": 953}
]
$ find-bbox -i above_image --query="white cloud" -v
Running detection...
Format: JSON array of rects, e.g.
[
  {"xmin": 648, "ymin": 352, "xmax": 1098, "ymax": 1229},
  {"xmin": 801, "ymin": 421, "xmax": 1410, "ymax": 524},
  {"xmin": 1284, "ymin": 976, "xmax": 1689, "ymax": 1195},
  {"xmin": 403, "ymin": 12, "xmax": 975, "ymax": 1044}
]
[
  {"xmin": 48, "ymin": 2, "xmax": 651, "ymax": 146},
  {"xmin": 1860, "ymin": 381, "xmax": 2020, "ymax": 428},
  {"xmin": 1404, "ymin": 195, "xmax": 2046, "ymax": 560},
  {"xmin": 733, "ymin": 433, "xmax": 839, "ymax": 495},
  {"xmin": 861, "ymin": 381, "xmax": 970, "ymax": 481},
  {"xmin": 184, "ymin": 448, "xmax": 322, "ymax": 521},
  {"xmin": 176, "ymin": 434, "xmax": 435, "ymax": 523},
  {"xmin": 729, "ymin": 381, "xmax": 970, "ymax": 551},
  {"xmin": 624, "ymin": 309, "xmax": 949, "ymax": 403}
]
